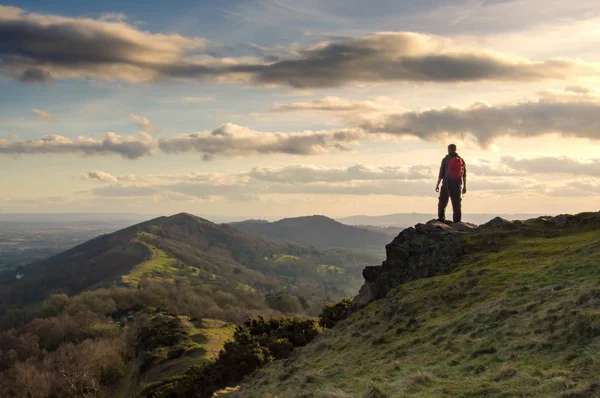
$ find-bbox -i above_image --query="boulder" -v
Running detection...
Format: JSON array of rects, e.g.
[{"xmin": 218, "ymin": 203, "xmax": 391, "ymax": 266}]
[
  {"xmin": 352, "ymin": 221, "xmax": 475, "ymax": 310},
  {"xmin": 481, "ymin": 217, "xmax": 511, "ymax": 229},
  {"xmin": 453, "ymin": 222, "xmax": 479, "ymax": 232}
]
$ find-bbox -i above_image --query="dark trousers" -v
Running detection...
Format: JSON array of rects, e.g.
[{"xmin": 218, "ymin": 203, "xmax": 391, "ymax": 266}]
[{"xmin": 438, "ymin": 180, "xmax": 462, "ymax": 223}]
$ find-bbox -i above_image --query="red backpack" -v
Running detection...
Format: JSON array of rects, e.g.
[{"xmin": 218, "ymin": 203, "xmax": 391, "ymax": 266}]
[{"xmin": 447, "ymin": 157, "xmax": 464, "ymax": 180}]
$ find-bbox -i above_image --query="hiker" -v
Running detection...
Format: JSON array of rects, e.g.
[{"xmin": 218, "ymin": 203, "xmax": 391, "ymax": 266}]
[{"xmin": 435, "ymin": 144, "xmax": 467, "ymax": 223}]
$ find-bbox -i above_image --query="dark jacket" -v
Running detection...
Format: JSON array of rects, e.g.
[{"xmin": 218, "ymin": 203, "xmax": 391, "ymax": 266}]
[{"xmin": 438, "ymin": 152, "xmax": 467, "ymax": 184}]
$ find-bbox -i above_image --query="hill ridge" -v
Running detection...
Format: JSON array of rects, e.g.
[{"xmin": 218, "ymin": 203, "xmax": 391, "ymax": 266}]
[
  {"xmin": 0, "ymin": 213, "xmax": 380, "ymax": 314},
  {"xmin": 230, "ymin": 215, "xmax": 390, "ymax": 250}
]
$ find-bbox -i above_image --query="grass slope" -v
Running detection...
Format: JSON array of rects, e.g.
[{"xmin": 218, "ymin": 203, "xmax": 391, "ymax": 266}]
[{"xmin": 230, "ymin": 215, "xmax": 600, "ymax": 397}]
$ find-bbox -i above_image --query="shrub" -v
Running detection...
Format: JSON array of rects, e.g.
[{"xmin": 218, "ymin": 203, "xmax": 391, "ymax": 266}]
[
  {"xmin": 142, "ymin": 315, "xmax": 322, "ymax": 398},
  {"xmin": 319, "ymin": 298, "xmax": 352, "ymax": 328}
]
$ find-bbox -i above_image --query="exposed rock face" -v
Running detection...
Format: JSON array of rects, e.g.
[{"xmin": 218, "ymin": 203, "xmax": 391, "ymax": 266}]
[{"xmin": 352, "ymin": 220, "xmax": 477, "ymax": 309}]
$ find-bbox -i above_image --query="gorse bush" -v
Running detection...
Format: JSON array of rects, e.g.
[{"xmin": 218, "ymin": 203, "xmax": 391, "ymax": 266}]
[
  {"xmin": 140, "ymin": 315, "xmax": 322, "ymax": 398},
  {"xmin": 136, "ymin": 314, "xmax": 202, "ymax": 373},
  {"xmin": 319, "ymin": 297, "xmax": 352, "ymax": 328}
]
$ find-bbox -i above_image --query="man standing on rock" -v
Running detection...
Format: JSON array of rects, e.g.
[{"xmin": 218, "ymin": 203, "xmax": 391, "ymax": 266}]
[{"xmin": 435, "ymin": 144, "xmax": 467, "ymax": 223}]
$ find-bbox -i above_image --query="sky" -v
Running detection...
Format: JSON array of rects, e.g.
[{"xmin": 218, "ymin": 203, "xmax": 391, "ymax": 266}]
[{"xmin": 1, "ymin": 0, "xmax": 599, "ymax": 219}]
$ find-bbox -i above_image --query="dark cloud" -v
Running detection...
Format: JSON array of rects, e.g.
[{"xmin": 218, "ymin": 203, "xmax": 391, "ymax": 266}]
[
  {"xmin": 224, "ymin": 34, "xmax": 596, "ymax": 88},
  {"xmin": 17, "ymin": 67, "xmax": 54, "ymax": 84},
  {"xmin": 0, "ymin": 5, "xmax": 207, "ymax": 83},
  {"xmin": 1, "ymin": 6, "xmax": 596, "ymax": 87},
  {"xmin": 0, "ymin": 133, "xmax": 157, "ymax": 159}
]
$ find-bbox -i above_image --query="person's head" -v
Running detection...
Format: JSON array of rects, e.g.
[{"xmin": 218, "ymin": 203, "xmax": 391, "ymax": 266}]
[{"xmin": 447, "ymin": 144, "xmax": 457, "ymax": 154}]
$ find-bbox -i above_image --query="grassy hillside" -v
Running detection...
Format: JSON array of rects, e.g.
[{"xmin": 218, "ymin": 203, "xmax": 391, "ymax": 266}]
[
  {"xmin": 230, "ymin": 215, "xmax": 390, "ymax": 252},
  {"xmin": 0, "ymin": 213, "xmax": 379, "ymax": 317},
  {"xmin": 228, "ymin": 213, "xmax": 600, "ymax": 397}
]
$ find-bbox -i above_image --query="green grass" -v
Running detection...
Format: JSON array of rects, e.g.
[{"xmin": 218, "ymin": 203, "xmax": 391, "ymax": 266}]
[
  {"xmin": 195, "ymin": 319, "xmax": 236, "ymax": 359},
  {"xmin": 228, "ymin": 219, "xmax": 600, "ymax": 398},
  {"xmin": 121, "ymin": 234, "xmax": 180, "ymax": 286},
  {"xmin": 314, "ymin": 264, "xmax": 346, "ymax": 275},
  {"xmin": 274, "ymin": 254, "xmax": 301, "ymax": 263}
]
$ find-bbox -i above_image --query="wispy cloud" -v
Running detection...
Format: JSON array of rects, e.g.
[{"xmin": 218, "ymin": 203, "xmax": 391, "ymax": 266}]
[
  {"xmin": 272, "ymin": 96, "xmax": 385, "ymax": 113},
  {"xmin": 82, "ymin": 162, "xmax": 543, "ymax": 202},
  {"xmin": 80, "ymin": 170, "xmax": 119, "ymax": 182},
  {"xmin": 31, "ymin": 109, "xmax": 56, "ymax": 122},
  {"xmin": 129, "ymin": 114, "xmax": 157, "ymax": 134},
  {"xmin": 502, "ymin": 156, "xmax": 600, "ymax": 177},
  {"xmin": 182, "ymin": 96, "xmax": 216, "ymax": 103},
  {"xmin": 98, "ymin": 12, "xmax": 127, "ymax": 22},
  {"xmin": 248, "ymin": 164, "xmax": 433, "ymax": 183}
]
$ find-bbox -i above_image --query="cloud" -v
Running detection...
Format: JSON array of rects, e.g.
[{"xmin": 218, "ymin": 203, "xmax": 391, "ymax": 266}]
[
  {"xmin": 98, "ymin": 12, "xmax": 127, "ymax": 22},
  {"xmin": 1, "ymin": 6, "xmax": 597, "ymax": 88},
  {"xmin": 248, "ymin": 164, "xmax": 434, "ymax": 183},
  {"xmin": 565, "ymin": 85, "xmax": 594, "ymax": 94},
  {"xmin": 272, "ymin": 96, "xmax": 384, "ymax": 113},
  {"xmin": 86, "ymin": 162, "xmax": 529, "ymax": 203},
  {"xmin": 18, "ymin": 67, "xmax": 54, "ymax": 84},
  {"xmin": 545, "ymin": 180, "xmax": 600, "ymax": 197},
  {"xmin": 468, "ymin": 159, "xmax": 525, "ymax": 177},
  {"xmin": 535, "ymin": 86, "xmax": 600, "ymax": 103},
  {"xmin": 0, "ymin": 5, "xmax": 207, "ymax": 83},
  {"xmin": 357, "ymin": 98, "xmax": 600, "ymax": 146},
  {"xmin": 0, "ymin": 123, "xmax": 367, "ymax": 161},
  {"xmin": 502, "ymin": 156, "xmax": 600, "ymax": 177},
  {"xmin": 0, "ymin": 132, "xmax": 157, "ymax": 159},
  {"xmin": 182, "ymin": 96, "xmax": 215, "ymax": 103},
  {"xmin": 129, "ymin": 114, "xmax": 157, "ymax": 133},
  {"xmin": 158, "ymin": 123, "xmax": 361, "ymax": 160},
  {"xmin": 92, "ymin": 185, "xmax": 159, "ymax": 197},
  {"xmin": 80, "ymin": 170, "xmax": 118, "ymax": 182},
  {"xmin": 239, "ymin": 33, "xmax": 598, "ymax": 88},
  {"xmin": 31, "ymin": 109, "xmax": 56, "ymax": 122}
]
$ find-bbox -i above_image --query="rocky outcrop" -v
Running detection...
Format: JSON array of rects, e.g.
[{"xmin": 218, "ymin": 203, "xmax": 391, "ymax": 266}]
[{"xmin": 352, "ymin": 220, "xmax": 477, "ymax": 309}]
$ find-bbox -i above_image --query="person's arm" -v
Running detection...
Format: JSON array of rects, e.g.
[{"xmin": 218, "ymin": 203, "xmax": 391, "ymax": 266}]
[
  {"xmin": 436, "ymin": 159, "xmax": 445, "ymax": 192},
  {"xmin": 462, "ymin": 159, "xmax": 467, "ymax": 194}
]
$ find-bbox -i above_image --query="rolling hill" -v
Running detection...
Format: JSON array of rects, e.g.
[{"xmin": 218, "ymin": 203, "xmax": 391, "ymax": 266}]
[
  {"xmin": 226, "ymin": 212, "xmax": 600, "ymax": 398},
  {"xmin": 0, "ymin": 213, "xmax": 379, "ymax": 313},
  {"xmin": 230, "ymin": 215, "xmax": 390, "ymax": 250}
]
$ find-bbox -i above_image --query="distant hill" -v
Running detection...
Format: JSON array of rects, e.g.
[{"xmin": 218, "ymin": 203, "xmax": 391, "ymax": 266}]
[
  {"xmin": 338, "ymin": 213, "xmax": 547, "ymax": 227},
  {"xmin": 230, "ymin": 215, "xmax": 390, "ymax": 250},
  {"xmin": 0, "ymin": 213, "xmax": 379, "ymax": 310}
]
